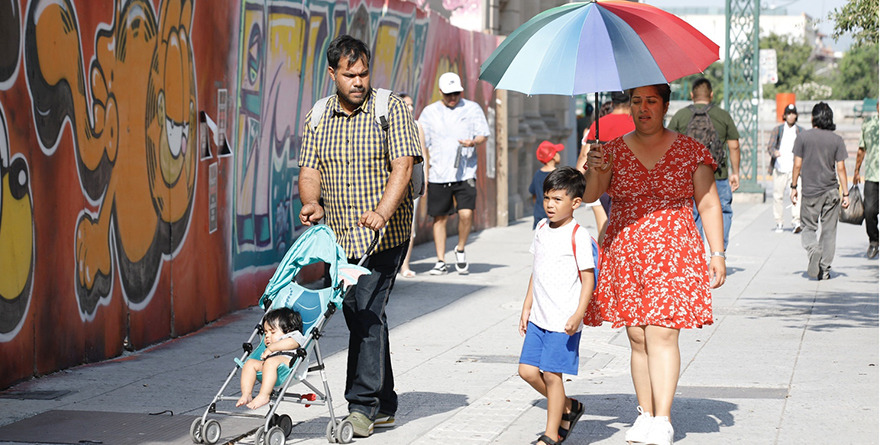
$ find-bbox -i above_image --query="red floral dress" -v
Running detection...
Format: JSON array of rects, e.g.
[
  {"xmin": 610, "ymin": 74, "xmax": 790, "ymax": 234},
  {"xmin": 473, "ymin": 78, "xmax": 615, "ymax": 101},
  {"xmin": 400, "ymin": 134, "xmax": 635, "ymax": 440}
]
[{"xmin": 583, "ymin": 133, "xmax": 716, "ymax": 329}]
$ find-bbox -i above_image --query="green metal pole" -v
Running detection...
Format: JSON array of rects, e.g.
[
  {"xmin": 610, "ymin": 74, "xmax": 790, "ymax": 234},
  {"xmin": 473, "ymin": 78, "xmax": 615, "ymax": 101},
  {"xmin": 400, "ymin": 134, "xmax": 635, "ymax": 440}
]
[{"xmin": 724, "ymin": 0, "xmax": 764, "ymax": 195}]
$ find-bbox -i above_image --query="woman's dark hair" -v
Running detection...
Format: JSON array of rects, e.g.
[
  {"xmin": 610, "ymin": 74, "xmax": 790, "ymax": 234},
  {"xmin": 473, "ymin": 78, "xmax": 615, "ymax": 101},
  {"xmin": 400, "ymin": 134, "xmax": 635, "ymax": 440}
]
[
  {"xmin": 598, "ymin": 101, "xmax": 613, "ymax": 118},
  {"xmin": 628, "ymin": 83, "xmax": 672, "ymax": 105},
  {"xmin": 543, "ymin": 166, "xmax": 586, "ymax": 199},
  {"xmin": 263, "ymin": 307, "xmax": 303, "ymax": 334},
  {"xmin": 327, "ymin": 35, "xmax": 371, "ymax": 70},
  {"xmin": 811, "ymin": 102, "xmax": 836, "ymax": 131},
  {"xmin": 398, "ymin": 92, "xmax": 410, "ymax": 99}
]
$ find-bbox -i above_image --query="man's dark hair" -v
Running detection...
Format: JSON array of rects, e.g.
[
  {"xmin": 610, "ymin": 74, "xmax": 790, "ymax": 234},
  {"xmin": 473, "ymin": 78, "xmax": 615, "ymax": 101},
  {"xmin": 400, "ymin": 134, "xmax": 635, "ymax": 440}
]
[
  {"xmin": 811, "ymin": 102, "xmax": 836, "ymax": 131},
  {"xmin": 611, "ymin": 91, "xmax": 630, "ymax": 106},
  {"xmin": 543, "ymin": 166, "xmax": 586, "ymax": 199},
  {"xmin": 327, "ymin": 35, "xmax": 371, "ymax": 70},
  {"xmin": 398, "ymin": 92, "xmax": 410, "ymax": 99},
  {"xmin": 691, "ymin": 77, "xmax": 712, "ymax": 99},
  {"xmin": 263, "ymin": 307, "xmax": 304, "ymax": 334}
]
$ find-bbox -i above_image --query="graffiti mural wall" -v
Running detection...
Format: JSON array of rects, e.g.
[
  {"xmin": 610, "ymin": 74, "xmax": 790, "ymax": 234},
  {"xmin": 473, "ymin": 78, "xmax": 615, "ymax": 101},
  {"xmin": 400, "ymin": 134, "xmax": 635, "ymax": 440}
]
[{"xmin": 0, "ymin": 0, "xmax": 499, "ymax": 389}]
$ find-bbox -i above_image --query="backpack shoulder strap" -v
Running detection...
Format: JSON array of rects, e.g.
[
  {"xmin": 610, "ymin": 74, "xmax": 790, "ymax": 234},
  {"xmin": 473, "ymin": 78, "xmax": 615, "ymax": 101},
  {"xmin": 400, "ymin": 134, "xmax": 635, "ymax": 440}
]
[
  {"xmin": 310, "ymin": 95, "xmax": 333, "ymax": 132},
  {"xmin": 572, "ymin": 223, "xmax": 582, "ymax": 283},
  {"xmin": 374, "ymin": 88, "xmax": 392, "ymax": 131}
]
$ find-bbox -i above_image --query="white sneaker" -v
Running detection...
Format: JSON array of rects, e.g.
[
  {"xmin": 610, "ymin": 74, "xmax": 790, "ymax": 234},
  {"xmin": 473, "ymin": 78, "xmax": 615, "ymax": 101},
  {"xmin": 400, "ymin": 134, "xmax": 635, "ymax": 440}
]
[
  {"xmin": 625, "ymin": 406, "xmax": 653, "ymax": 443},
  {"xmin": 429, "ymin": 261, "xmax": 448, "ymax": 275},
  {"xmin": 454, "ymin": 249, "xmax": 469, "ymax": 275},
  {"xmin": 774, "ymin": 223, "xmax": 784, "ymax": 233},
  {"xmin": 645, "ymin": 416, "xmax": 674, "ymax": 445}
]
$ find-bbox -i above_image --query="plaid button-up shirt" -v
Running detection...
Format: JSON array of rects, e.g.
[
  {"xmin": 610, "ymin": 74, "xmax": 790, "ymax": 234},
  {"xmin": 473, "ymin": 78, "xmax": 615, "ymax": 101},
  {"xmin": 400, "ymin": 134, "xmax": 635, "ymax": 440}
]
[{"xmin": 300, "ymin": 89, "xmax": 422, "ymax": 258}]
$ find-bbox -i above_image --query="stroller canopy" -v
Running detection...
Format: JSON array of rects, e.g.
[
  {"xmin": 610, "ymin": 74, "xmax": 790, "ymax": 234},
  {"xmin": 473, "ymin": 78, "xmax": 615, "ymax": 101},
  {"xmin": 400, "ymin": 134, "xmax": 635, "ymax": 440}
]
[{"xmin": 259, "ymin": 225, "xmax": 358, "ymax": 310}]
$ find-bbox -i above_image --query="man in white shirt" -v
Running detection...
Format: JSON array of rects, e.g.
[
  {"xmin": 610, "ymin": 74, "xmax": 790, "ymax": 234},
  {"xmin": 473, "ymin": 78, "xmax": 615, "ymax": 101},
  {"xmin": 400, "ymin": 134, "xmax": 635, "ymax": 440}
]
[
  {"xmin": 767, "ymin": 104, "xmax": 804, "ymax": 233},
  {"xmin": 419, "ymin": 72, "xmax": 490, "ymax": 275}
]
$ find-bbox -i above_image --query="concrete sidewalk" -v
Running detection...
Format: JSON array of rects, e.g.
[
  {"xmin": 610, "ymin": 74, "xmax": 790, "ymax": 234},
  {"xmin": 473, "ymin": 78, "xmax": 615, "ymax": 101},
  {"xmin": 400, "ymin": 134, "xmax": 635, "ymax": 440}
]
[{"xmin": 0, "ymin": 200, "xmax": 877, "ymax": 445}]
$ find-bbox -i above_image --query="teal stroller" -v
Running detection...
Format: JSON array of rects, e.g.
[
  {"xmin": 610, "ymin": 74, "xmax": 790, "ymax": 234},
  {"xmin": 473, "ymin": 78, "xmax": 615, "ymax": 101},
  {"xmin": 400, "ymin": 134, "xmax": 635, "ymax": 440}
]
[{"xmin": 190, "ymin": 225, "xmax": 375, "ymax": 445}]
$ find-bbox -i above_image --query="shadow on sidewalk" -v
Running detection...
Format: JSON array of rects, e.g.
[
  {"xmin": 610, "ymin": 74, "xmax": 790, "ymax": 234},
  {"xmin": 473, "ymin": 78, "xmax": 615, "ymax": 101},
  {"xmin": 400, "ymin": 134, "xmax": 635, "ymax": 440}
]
[
  {"xmin": 284, "ymin": 391, "xmax": 468, "ymax": 441},
  {"xmin": 526, "ymin": 393, "xmax": 738, "ymax": 443},
  {"xmin": 737, "ymin": 290, "xmax": 878, "ymax": 331}
]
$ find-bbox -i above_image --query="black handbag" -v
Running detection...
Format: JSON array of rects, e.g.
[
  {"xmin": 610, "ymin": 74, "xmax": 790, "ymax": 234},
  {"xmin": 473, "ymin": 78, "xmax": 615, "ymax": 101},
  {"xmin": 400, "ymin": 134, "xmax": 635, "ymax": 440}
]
[{"xmin": 839, "ymin": 185, "xmax": 865, "ymax": 225}]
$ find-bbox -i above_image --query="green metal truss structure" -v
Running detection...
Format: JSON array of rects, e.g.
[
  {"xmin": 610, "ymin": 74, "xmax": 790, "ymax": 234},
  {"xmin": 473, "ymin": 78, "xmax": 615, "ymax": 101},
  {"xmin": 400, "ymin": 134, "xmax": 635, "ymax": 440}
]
[{"xmin": 724, "ymin": 0, "xmax": 763, "ymax": 193}]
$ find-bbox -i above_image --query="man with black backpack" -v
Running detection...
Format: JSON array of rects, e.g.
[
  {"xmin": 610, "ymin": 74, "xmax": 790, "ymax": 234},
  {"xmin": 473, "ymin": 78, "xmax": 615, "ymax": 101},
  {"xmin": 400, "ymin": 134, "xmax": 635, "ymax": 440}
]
[{"xmin": 668, "ymin": 78, "xmax": 741, "ymax": 251}]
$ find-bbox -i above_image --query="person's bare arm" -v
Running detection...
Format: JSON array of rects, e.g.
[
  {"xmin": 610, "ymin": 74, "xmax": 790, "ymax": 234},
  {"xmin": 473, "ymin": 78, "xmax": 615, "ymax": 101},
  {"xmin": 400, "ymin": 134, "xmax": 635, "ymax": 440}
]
[
  {"xmin": 566, "ymin": 269, "xmax": 594, "ymax": 335},
  {"xmin": 298, "ymin": 167, "xmax": 324, "ymax": 225},
  {"xmin": 583, "ymin": 144, "xmax": 612, "ymax": 202},
  {"xmin": 727, "ymin": 139, "xmax": 741, "ymax": 191},
  {"xmin": 519, "ymin": 275, "xmax": 535, "ymax": 337},
  {"xmin": 360, "ymin": 156, "xmax": 414, "ymax": 230},
  {"xmin": 837, "ymin": 160, "xmax": 850, "ymax": 209},
  {"xmin": 854, "ymin": 147, "xmax": 866, "ymax": 185},
  {"xmin": 694, "ymin": 164, "xmax": 726, "ymax": 288},
  {"xmin": 790, "ymin": 156, "xmax": 802, "ymax": 204}
]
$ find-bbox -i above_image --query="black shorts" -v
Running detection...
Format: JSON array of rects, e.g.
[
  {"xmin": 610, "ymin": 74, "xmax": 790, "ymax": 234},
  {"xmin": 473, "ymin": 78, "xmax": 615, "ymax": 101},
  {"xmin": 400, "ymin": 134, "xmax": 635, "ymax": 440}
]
[{"xmin": 427, "ymin": 180, "xmax": 477, "ymax": 216}]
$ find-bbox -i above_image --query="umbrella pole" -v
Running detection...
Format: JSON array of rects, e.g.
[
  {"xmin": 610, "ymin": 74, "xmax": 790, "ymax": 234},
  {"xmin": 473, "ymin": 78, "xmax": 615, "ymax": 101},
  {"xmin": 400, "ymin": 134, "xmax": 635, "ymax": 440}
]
[{"xmin": 593, "ymin": 92, "xmax": 600, "ymax": 143}]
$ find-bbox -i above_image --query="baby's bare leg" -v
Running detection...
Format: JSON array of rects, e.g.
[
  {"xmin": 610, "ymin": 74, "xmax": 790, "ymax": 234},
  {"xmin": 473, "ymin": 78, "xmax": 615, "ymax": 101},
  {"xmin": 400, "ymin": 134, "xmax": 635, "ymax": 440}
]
[
  {"xmin": 247, "ymin": 356, "xmax": 286, "ymax": 409},
  {"xmin": 237, "ymin": 359, "xmax": 261, "ymax": 407}
]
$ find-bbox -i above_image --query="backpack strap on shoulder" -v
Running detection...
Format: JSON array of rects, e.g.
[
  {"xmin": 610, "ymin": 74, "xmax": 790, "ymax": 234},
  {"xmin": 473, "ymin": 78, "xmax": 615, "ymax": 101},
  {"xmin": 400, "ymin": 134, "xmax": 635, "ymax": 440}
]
[
  {"xmin": 572, "ymin": 223, "xmax": 582, "ymax": 283},
  {"xmin": 310, "ymin": 95, "xmax": 333, "ymax": 132},
  {"xmin": 375, "ymin": 88, "xmax": 392, "ymax": 131}
]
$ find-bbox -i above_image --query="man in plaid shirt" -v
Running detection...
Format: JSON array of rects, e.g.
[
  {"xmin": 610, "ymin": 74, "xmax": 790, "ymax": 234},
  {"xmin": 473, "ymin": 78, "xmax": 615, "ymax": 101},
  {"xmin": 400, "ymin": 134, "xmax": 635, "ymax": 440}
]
[{"xmin": 299, "ymin": 35, "xmax": 422, "ymax": 437}]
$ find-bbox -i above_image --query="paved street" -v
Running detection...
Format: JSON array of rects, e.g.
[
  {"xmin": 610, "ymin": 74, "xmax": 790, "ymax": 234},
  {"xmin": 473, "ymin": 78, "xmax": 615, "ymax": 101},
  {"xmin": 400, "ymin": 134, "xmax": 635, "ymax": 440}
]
[{"xmin": 0, "ymin": 199, "xmax": 877, "ymax": 445}]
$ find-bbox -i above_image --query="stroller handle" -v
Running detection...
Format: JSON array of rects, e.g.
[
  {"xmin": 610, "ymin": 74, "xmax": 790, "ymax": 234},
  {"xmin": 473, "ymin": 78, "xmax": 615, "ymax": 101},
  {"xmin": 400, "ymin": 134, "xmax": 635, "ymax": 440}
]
[{"xmin": 357, "ymin": 230, "xmax": 381, "ymax": 267}]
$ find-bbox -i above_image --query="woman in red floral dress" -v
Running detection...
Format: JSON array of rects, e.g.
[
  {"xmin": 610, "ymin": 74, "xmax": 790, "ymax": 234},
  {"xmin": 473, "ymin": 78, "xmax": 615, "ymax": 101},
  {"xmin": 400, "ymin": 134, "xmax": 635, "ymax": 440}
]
[{"xmin": 580, "ymin": 84, "xmax": 726, "ymax": 445}]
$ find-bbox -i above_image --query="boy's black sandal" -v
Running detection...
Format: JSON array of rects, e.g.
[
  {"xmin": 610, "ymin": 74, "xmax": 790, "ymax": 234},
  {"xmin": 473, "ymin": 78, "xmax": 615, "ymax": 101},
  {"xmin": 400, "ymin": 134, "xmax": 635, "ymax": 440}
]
[
  {"xmin": 538, "ymin": 434, "xmax": 562, "ymax": 445},
  {"xmin": 557, "ymin": 398, "xmax": 585, "ymax": 441}
]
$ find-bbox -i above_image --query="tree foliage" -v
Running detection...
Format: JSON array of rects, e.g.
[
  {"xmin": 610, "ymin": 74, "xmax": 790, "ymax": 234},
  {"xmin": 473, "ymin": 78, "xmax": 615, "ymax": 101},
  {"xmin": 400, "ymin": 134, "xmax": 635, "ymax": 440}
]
[
  {"xmin": 759, "ymin": 33, "xmax": 817, "ymax": 99},
  {"xmin": 670, "ymin": 62, "xmax": 725, "ymax": 102},
  {"xmin": 832, "ymin": 43, "xmax": 879, "ymax": 99},
  {"xmin": 830, "ymin": 0, "xmax": 879, "ymax": 48}
]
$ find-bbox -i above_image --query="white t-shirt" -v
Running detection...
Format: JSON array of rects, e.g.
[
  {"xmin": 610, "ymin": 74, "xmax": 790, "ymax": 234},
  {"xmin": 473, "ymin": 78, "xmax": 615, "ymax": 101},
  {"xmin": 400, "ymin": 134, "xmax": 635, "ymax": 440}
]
[
  {"xmin": 529, "ymin": 219, "xmax": 594, "ymax": 333},
  {"xmin": 775, "ymin": 124, "xmax": 799, "ymax": 173},
  {"xmin": 419, "ymin": 98, "xmax": 491, "ymax": 183}
]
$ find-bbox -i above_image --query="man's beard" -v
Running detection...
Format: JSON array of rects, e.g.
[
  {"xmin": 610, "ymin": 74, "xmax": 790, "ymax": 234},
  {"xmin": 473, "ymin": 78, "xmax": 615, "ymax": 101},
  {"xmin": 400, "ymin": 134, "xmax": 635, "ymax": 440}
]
[{"xmin": 340, "ymin": 86, "xmax": 367, "ymax": 109}]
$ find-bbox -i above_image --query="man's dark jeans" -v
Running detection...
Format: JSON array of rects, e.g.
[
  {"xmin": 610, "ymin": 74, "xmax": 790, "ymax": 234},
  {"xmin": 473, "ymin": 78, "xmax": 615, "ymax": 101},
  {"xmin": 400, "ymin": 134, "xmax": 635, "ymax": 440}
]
[{"xmin": 343, "ymin": 241, "xmax": 407, "ymax": 419}]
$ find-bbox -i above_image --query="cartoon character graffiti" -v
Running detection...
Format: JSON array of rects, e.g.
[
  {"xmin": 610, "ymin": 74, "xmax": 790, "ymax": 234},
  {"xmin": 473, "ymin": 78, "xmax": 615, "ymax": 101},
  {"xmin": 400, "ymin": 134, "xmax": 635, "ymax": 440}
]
[
  {"xmin": 0, "ymin": 105, "xmax": 35, "ymax": 342},
  {"xmin": 24, "ymin": 0, "xmax": 198, "ymax": 317},
  {"xmin": 0, "ymin": 0, "xmax": 34, "ymax": 342}
]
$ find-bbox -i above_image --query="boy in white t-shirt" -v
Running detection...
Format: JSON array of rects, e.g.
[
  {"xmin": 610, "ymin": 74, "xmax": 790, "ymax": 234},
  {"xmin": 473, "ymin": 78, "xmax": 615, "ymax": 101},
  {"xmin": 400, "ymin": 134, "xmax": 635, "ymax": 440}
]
[{"xmin": 519, "ymin": 166, "xmax": 595, "ymax": 445}]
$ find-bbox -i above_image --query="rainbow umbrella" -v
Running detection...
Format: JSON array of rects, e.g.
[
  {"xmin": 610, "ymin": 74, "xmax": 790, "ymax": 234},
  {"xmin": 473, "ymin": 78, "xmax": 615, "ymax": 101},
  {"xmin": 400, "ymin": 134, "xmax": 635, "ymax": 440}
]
[{"xmin": 479, "ymin": 0, "xmax": 719, "ymax": 95}]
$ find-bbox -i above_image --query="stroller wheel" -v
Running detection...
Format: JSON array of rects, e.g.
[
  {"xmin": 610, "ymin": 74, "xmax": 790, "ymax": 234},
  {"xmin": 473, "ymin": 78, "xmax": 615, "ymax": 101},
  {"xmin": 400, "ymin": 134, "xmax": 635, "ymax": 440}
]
[
  {"xmin": 255, "ymin": 427, "xmax": 265, "ymax": 445},
  {"xmin": 202, "ymin": 419, "xmax": 222, "ymax": 444},
  {"xmin": 266, "ymin": 425, "xmax": 287, "ymax": 445},
  {"xmin": 279, "ymin": 415, "xmax": 293, "ymax": 436},
  {"xmin": 189, "ymin": 418, "xmax": 204, "ymax": 443},
  {"xmin": 325, "ymin": 420, "xmax": 337, "ymax": 443},
  {"xmin": 336, "ymin": 419, "xmax": 354, "ymax": 444}
]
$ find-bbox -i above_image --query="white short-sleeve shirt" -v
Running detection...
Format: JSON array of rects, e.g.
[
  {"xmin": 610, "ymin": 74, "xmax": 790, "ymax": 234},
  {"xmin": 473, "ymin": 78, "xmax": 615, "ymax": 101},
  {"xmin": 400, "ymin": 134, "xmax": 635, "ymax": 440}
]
[
  {"xmin": 529, "ymin": 219, "xmax": 595, "ymax": 333},
  {"xmin": 419, "ymin": 98, "xmax": 491, "ymax": 183}
]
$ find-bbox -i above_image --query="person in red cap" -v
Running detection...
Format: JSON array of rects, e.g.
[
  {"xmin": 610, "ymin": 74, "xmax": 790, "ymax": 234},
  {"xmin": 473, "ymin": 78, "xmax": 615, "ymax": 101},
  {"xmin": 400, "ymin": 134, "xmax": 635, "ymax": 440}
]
[{"xmin": 529, "ymin": 141, "xmax": 564, "ymax": 228}]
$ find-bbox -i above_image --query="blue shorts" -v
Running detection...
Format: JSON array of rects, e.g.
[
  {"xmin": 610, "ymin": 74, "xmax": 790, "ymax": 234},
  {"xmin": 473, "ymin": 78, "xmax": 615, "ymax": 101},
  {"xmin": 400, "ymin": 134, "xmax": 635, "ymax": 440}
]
[{"xmin": 519, "ymin": 322, "xmax": 581, "ymax": 375}]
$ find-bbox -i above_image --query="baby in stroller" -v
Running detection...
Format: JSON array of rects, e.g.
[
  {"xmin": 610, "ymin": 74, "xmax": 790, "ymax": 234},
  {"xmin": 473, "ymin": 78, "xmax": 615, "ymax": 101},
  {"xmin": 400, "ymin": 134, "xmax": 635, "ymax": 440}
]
[{"xmin": 237, "ymin": 307, "xmax": 307, "ymax": 409}]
